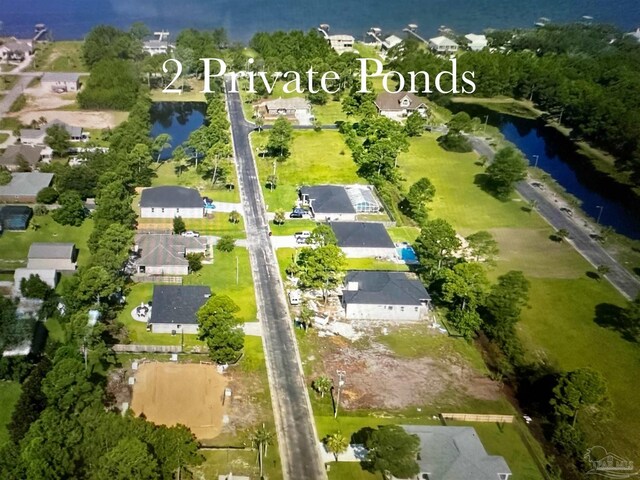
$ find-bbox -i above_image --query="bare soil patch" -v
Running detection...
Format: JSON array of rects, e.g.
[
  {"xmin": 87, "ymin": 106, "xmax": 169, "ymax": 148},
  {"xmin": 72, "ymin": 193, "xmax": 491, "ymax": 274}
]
[{"xmin": 131, "ymin": 362, "xmax": 228, "ymax": 440}]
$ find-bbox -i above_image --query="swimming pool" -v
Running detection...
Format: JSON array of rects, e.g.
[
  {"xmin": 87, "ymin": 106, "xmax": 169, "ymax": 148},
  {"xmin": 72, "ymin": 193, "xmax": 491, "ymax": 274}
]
[{"xmin": 396, "ymin": 246, "xmax": 418, "ymax": 263}]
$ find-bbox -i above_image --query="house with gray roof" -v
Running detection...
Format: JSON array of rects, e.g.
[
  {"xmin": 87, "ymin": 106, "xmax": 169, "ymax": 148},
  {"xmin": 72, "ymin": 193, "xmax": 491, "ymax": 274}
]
[
  {"xmin": 41, "ymin": 72, "xmax": 81, "ymax": 92},
  {"xmin": 342, "ymin": 271, "xmax": 431, "ymax": 321},
  {"xmin": 19, "ymin": 129, "xmax": 46, "ymax": 146},
  {"xmin": 14, "ymin": 268, "xmax": 59, "ymax": 292},
  {"xmin": 330, "ymin": 222, "xmax": 396, "ymax": 258},
  {"xmin": 428, "ymin": 36, "xmax": 459, "ymax": 53},
  {"xmin": 396, "ymin": 425, "xmax": 512, "ymax": 480},
  {"xmin": 27, "ymin": 243, "xmax": 77, "ymax": 271},
  {"xmin": 0, "ymin": 38, "xmax": 33, "ymax": 61},
  {"xmin": 0, "ymin": 172, "xmax": 53, "ymax": 203},
  {"xmin": 0, "ymin": 145, "xmax": 50, "ymax": 171},
  {"xmin": 133, "ymin": 234, "xmax": 207, "ymax": 276},
  {"xmin": 256, "ymin": 97, "xmax": 311, "ymax": 118},
  {"xmin": 299, "ymin": 185, "xmax": 381, "ymax": 221},
  {"xmin": 375, "ymin": 92, "xmax": 428, "ymax": 121},
  {"xmin": 140, "ymin": 186, "xmax": 204, "ymax": 219},
  {"xmin": 149, "ymin": 285, "xmax": 211, "ymax": 334},
  {"xmin": 45, "ymin": 119, "xmax": 85, "ymax": 141}
]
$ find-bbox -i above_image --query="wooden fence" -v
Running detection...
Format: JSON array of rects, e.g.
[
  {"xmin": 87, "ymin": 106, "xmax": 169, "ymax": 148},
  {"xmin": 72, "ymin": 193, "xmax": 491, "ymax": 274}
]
[
  {"xmin": 440, "ymin": 413, "xmax": 515, "ymax": 423},
  {"xmin": 112, "ymin": 344, "xmax": 182, "ymax": 353}
]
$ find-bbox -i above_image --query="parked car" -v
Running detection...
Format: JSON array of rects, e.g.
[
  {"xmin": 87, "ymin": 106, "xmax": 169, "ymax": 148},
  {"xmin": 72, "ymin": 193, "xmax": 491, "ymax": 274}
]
[
  {"xmin": 181, "ymin": 231, "xmax": 200, "ymax": 237},
  {"xmin": 290, "ymin": 211, "xmax": 304, "ymax": 218},
  {"xmin": 294, "ymin": 231, "xmax": 311, "ymax": 239},
  {"xmin": 290, "ymin": 208, "xmax": 309, "ymax": 219},
  {"xmin": 288, "ymin": 290, "xmax": 301, "ymax": 305}
]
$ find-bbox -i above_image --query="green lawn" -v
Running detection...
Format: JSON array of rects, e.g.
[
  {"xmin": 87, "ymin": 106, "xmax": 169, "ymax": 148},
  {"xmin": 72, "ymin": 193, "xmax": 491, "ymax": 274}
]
[
  {"xmin": 386, "ymin": 226, "xmax": 420, "ymax": 243},
  {"xmin": 0, "ymin": 215, "xmax": 93, "ymax": 269},
  {"xmin": 344, "ymin": 258, "xmax": 409, "ymax": 272},
  {"xmin": 0, "ymin": 133, "xmax": 9, "ymax": 144},
  {"xmin": 269, "ymin": 219, "xmax": 318, "ymax": 236},
  {"xmin": 0, "ymin": 381, "xmax": 20, "ymax": 445},
  {"xmin": 252, "ymin": 130, "xmax": 358, "ymax": 212},
  {"xmin": 196, "ymin": 447, "xmax": 283, "ymax": 480},
  {"xmin": 32, "ymin": 41, "xmax": 86, "ymax": 72},
  {"xmin": 151, "ymin": 161, "xmax": 241, "ymax": 203}
]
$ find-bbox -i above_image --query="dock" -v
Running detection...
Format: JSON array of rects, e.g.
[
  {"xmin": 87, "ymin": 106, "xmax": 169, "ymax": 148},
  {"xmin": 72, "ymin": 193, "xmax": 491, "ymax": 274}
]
[
  {"xmin": 403, "ymin": 24, "xmax": 428, "ymax": 44},
  {"xmin": 33, "ymin": 23, "xmax": 49, "ymax": 42}
]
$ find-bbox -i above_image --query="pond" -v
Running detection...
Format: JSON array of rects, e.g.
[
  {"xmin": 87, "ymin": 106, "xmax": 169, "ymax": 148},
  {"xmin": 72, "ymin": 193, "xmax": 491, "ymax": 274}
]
[
  {"xmin": 150, "ymin": 102, "xmax": 207, "ymax": 161},
  {"xmin": 451, "ymin": 103, "xmax": 640, "ymax": 240}
]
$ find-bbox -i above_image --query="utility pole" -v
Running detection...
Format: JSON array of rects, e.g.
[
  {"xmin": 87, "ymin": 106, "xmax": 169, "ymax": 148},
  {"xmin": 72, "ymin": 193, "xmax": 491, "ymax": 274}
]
[
  {"xmin": 271, "ymin": 159, "xmax": 277, "ymax": 191},
  {"xmin": 596, "ymin": 205, "xmax": 604, "ymax": 224},
  {"xmin": 334, "ymin": 370, "xmax": 346, "ymax": 419},
  {"xmin": 236, "ymin": 256, "xmax": 239, "ymax": 285},
  {"xmin": 483, "ymin": 114, "xmax": 489, "ymax": 133},
  {"xmin": 532, "ymin": 155, "xmax": 539, "ymax": 168}
]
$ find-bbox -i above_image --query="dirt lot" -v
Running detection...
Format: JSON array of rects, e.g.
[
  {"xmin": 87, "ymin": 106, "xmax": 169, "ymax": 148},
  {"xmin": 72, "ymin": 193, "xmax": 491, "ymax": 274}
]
[
  {"xmin": 131, "ymin": 362, "xmax": 228, "ymax": 440},
  {"xmin": 307, "ymin": 333, "xmax": 501, "ymax": 411}
]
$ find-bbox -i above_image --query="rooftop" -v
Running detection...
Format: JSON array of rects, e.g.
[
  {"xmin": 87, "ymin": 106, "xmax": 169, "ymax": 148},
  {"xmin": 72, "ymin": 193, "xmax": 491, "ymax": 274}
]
[
  {"xmin": 402, "ymin": 425, "xmax": 511, "ymax": 480},
  {"xmin": 19, "ymin": 129, "xmax": 46, "ymax": 141},
  {"xmin": 28, "ymin": 242, "xmax": 76, "ymax": 260},
  {"xmin": 41, "ymin": 72, "xmax": 81, "ymax": 83},
  {"xmin": 45, "ymin": 119, "xmax": 83, "ymax": 138},
  {"xmin": 135, "ymin": 234, "xmax": 207, "ymax": 267},
  {"xmin": 151, "ymin": 285, "xmax": 211, "ymax": 325},
  {"xmin": 300, "ymin": 185, "xmax": 355, "ymax": 214},
  {"xmin": 429, "ymin": 36, "xmax": 459, "ymax": 47},
  {"xmin": 259, "ymin": 97, "xmax": 311, "ymax": 111},
  {"xmin": 465, "ymin": 33, "xmax": 488, "ymax": 43},
  {"xmin": 343, "ymin": 270, "xmax": 431, "ymax": 306},
  {"xmin": 374, "ymin": 91, "xmax": 426, "ymax": 112},
  {"xmin": 140, "ymin": 186, "xmax": 203, "ymax": 209},
  {"xmin": 330, "ymin": 222, "xmax": 395, "ymax": 249},
  {"xmin": 383, "ymin": 35, "xmax": 403, "ymax": 49},
  {"xmin": 0, "ymin": 172, "xmax": 53, "ymax": 197},
  {"xmin": 0, "ymin": 145, "xmax": 44, "ymax": 167}
]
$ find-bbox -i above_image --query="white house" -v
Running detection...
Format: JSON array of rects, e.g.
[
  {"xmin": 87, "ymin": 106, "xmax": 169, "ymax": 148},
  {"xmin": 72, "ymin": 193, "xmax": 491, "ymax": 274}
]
[
  {"xmin": 133, "ymin": 234, "xmax": 207, "ymax": 276},
  {"xmin": 142, "ymin": 39, "xmax": 170, "ymax": 56},
  {"xmin": 139, "ymin": 186, "xmax": 204, "ymax": 219},
  {"xmin": 374, "ymin": 92, "xmax": 428, "ymax": 121},
  {"xmin": 342, "ymin": 271, "xmax": 431, "ymax": 322},
  {"xmin": 428, "ymin": 36, "xmax": 459, "ymax": 53},
  {"xmin": 0, "ymin": 38, "xmax": 33, "ymax": 61},
  {"xmin": 465, "ymin": 33, "xmax": 488, "ymax": 51},
  {"xmin": 330, "ymin": 222, "xmax": 396, "ymax": 259},
  {"xmin": 328, "ymin": 34, "xmax": 355, "ymax": 54},
  {"xmin": 382, "ymin": 35, "xmax": 403, "ymax": 51},
  {"xmin": 27, "ymin": 243, "xmax": 77, "ymax": 271},
  {"xmin": 148, "ymin": 285, "xmax": 210, "ymax": 334},
  {"xmin": 41, "ymin": 72, "xmax": 81, "ymax": 93},
  {"xmin": 14, "ymin": 268, "xmax": 59, "ymax": 292}
]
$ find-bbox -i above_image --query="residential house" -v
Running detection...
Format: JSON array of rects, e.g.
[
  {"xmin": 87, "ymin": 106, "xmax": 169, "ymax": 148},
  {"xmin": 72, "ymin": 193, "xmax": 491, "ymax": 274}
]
[
  {"xmin": 139, "ymin": 186, "xmax": 204, "ymax": 219},
  {"xmin": 0, "ymin": 38, "xmax": 33, "ymax": 61},
  {"xmin": 19, "ymin": 129, "xmax": 46, "ymax": 146},
  {"xmin": 299, "ymin": 184, "xmax": 380, "ymax": 221},
  {"xmin": 394, "ymin": 425, "xmax": 512, "ymax": 480},
  {"xmin": 148, "ymin": 285, "xmax": 211, "ymax": 334},
  {"xmin": 465, "ymin": 33, "xmax": 488, "ymax": 51},
  {"xmin": 330, "ymin": 222, "xmax": 396, "ymax": 258},
  {"xmin": 382, "ymin": 35, "xmax": 403, "ymax": 51},
  {"xmin": 27, "ymin": 243, "xmax": 78, "ymax": 271},
  {"xmin": 0, "ymin": 145, "xmax": 51, "ymax": 171},
  {"xmin": 342, "ymin": 270, "xmax": 431, "ymax": 321},
  {"xmin": 142, "ymin": 39, "xmax": 170, "ymax": 56},
  {"xmin": 0, "ymin": 172, "xmax": 54, "ymax": 203},
  {"xmin": 133, "ymin": 234, "xmax": 207, "ymax": 276},
  {"xmin": 374, "ymin": 92, "xmax": 428, "ymax": 120},
  {"xmin": 328, "ymin": 34, "xmax": 355, "ymax": 54},
  {"xmin": 14, "ymin": 268, "xmax": 59, "ymax": 291},
  {"xmin": 255, "ymin": 97, "xmax": 311, "ymax": 119},
  {"xmin": 45, "ymin": 119, "xmax": 85, "ymax": 141},
  {"xmin": 428, "ymin": 36, "xmax": 459, "ymax": 53},
  {"xmin": 41, "ymin": 72, "xmax": 81, "ymax": 93}
]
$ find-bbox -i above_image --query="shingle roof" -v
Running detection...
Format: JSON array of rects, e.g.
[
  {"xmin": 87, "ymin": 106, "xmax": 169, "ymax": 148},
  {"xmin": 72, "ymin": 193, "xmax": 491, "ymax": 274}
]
[
  {"xmin": 28, "ymin": 242, "xmax": 76, "ymax": 260},
  {"xmin": 134, "ymin": 233, "xmax": 206, "ymax": 267},
  {"xmin": 0, "ymin": 172, "xmax": 53, "ymax": 197},
  {"xmin": 259, "ymin": 97, "xmax": 310, "ymax": 111},
  {"xmin": 14, "ymin": 268, "xmax": 58, "ymax": 287},
  {"xmin": 374, "ymin": 92, "xmax": 426, "ymax": 112},
  {"xmin": 402, "ymin": 425, "xmax": 511, "ymax": 480},
  {"xmin": 19, "ymin": 129, "xmax": 46, "ymax": 141},
  {"xmin": 0, "ymin": 145, "xmax": 44, "ymax": 167},
  {"xmin": 45, "ymin": 119, "xmax": 83, "ymax": 138},
  {"xmin": 330, "ymin": 222, "xmax": 395, "ymax": 249},
  {"xmin": 300, "ymin": 185, "xmax": 355, "ymax": 215},
  {"xmin": 151, "ymin": 285, "xmax": 211, "ymax": 325},
  {"xmin": 429, "ymin": 36, "xmax": 459, "ymax": 47},
  {"xmin": 41, "ymin": 72, "xmax": 81, "ymax": 83},
  {"xmin": 140, "ymin": 186, "xmax": 203, "ymax": 209},
  {"xmin": 343, "ymin": 270, "xmax": 430, "ymax": 306}
]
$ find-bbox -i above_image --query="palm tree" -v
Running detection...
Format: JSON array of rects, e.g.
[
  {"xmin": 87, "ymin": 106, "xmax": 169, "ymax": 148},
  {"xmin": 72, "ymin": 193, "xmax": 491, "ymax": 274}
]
[
  {"xmin": 556, "ymin": 228, "xmax": 569, "ymax": 242},
  {"xmin": 324, "ymin": 431, "xmax": 349, "ymax": 462},
  {"xmin": 266, "ymin": 174, "xmax": 277, "ymax": 191},
  {"xmin": 255, "ymin": 116, "xmax": 265, "ymax": 132},
  {"xmin": 228, "ymin": 210, "xmax": 241, "ymax": 224},
  {"xmin": 528, "ymin": 199, "xmax": 538, "ymax": 213},
  {"xmin": 596, "ymin": 264, "xmax": 610, "ymax": 280},
  {"xmin": 250, "ymin": 423, "xmax": 274, "ymax": 479},
  {"xmin": 172, "ymin": 146, "xmax": 188, "ymax": 176},
  {"xmin": 38, "ymin": 116, "xmax": 47, "ymax": 126},
  {"xmin": 274, "ymin": 209, "xmax": 286, "ymax": 225},
  {"xmin": 153, "ymin": 133, "xmax": 172, "ymax": 163},
  {"xmin": 312, "ymin": 376, "xmax": 332, "ymax": 398}
]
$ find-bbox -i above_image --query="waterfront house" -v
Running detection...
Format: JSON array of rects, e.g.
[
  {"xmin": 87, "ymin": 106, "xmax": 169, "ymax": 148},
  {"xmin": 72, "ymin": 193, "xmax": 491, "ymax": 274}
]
[
  {"xmin": 382, "ymin": 35, "xmax": 403, "ymax": 51},
  {"xmin": 428, "ymin": 36, "xmax": 459, "ymax": 53},
  {"xmin": 41, "ymin": 72, "xmax": 81, "ymax": 93},
  {"xmin": 465, "ymin": 33, "xmax": 488, "ymax": 51},
  {"xmin": 139, "ymin": 186, "xmax": 204, "ymax": 219},
  {"xmin": 374, "ymin": 91, "xmax": 428, "ymax": 120},
  {"xmin": 148, "ymin": 285, "xmax": 210, "ymax": 334},
  {"xmin": 327, "ymin": 34, "xmax": 355, "ymax": 54},
  {"xmin": 0, "ymin": 38, "xmax": 33, "ymax": 61},
  {"xmin": 330, "ymin": 222, "xmax": 396, "ymax": 258}
]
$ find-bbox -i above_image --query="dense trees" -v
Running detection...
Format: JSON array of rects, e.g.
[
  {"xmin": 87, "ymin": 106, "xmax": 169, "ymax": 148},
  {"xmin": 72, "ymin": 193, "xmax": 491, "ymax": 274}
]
[
  {"xmin": 399, "ymin": 176, "xmax": 436, "ymax": 222},
  {"xmin": 52, "ymin": 190, "xmax": 86, "ymax": 226},
  {"xmin": 485, "ymin": 147, "xmax": 528, "ymax": 200},
  {"xmin": 363, "ymin": 425, "xmax": 420, "ymax": 479},
  {"xmin": 413, "ymin": 218, "xmax": 461, "ymax": 281},
  {"xmin": 78, "ymin": 59, "xmax": 140, "ymax": 110},
  {"xmin": 82, "ymin": 24, "xmax": 143, "ymax": 68},
  {"xmin": 45, "ymin": 124, "xmax": 71, "ymax": 156},
  {"xmin": 551, "ymin": 368, "xmax": 610, "ymax": 427},
  {"xmin": 290, "ymin": 245, "xmax": 346, "ymax": 303},
  {"xmin": 197, "ymin": 295, "xmax": 245, "ymax": 364}
]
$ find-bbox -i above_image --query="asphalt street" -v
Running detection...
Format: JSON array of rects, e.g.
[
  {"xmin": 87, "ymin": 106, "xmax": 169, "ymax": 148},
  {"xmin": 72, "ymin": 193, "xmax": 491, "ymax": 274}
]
[
  {"xmin": 225, "ymin": 76, "xmax": 327, "ymax": 480},
  {"xmin": 468, "ymin": 136, "xmax": 640, "ymax": 300}
]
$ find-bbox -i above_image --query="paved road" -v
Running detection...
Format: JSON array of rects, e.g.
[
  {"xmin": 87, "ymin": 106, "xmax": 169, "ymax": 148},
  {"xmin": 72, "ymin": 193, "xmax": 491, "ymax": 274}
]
[
  {"xmin": 225, "ymin": 76, "xmax": 327, "ymax": 480},
  {"xmin": 468, "ymin": 136, "xmax": 640, "ymax": 300},
  {"xmin": 0, "ymin": 73, "xmax": 41, "ymax": 117}
]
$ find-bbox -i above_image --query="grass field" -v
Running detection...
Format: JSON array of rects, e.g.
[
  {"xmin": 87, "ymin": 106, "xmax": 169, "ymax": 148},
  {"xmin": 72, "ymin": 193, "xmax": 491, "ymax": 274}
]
[
  {"xmin": 0, "ymin": 382, "xmax": 20, "ymax": 446},
  {"xmin": 252, "ymin": 129, "xmax": 359, "ymax": 212},
  {"xmin": 32, "ymin": 41, "xmax": 85, "ymax": 72},
  {"xmin": 0, "ymin": 215, "xmax": 93, "ymax": 269}
]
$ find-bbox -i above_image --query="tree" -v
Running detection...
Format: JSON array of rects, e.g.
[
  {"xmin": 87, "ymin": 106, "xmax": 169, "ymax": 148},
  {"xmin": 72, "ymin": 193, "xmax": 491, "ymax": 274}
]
[
  {"xmin": 404, "ymin": 111, "xmax": 427, "ymax": 137},
  {"xmin": 266, "ymin": 174, "xmax": 278, "ymax": 190},
  {"xmin": 93, "ymin": 437, "xmax": 160, "ymax": 480},
  {"xmin": 551, "ymin": 421, "xmax": 586, "ymax": 458},
  {"xmin": 173, "ymin": 216, "xmax": 186, "ymax": 235},
  {"xmin": 273, "ymin": 209, "xmax": 286, "ymax": 225},
  {"xmin": 0, "ymin": 167, "xmax": 10, "ymax": 186},
  {"xmin": 152, "ymin": 133, "xmax": 172, "ymax": 163},
  {"xmin": 400, "ymin": 177, "xmax": 436, "ymax": 221},
  {"xmin": 413, "ymin": 218, "xmax": 461, "ymax": 280},
  {"xmin": 447, "ymin": 112, "xmax": 472, "ymax": 133},
  {"xmin": 255, "ymin": 116, "xmax": 264, "ymax": 131},
  {"xmin": 437, "ymin": 131, "xmax": 473, "ymax": 152},
  {"xmin": 623, "ymin": 295, "xmax": 640, "ymax": 341},
  {"xmin": 8, "ymin": 357, "xmax": 51, "ymax": 443},
  {"xmin": 267, "ymin": 117, "xmax": 293, "ymax": 159},
  {"xmin": 312, "ymin": 376, "xmax": 332, "ymax": 398},
  {"xmin": 448, "ymin": 308, "xmax": 484, "ymax": 339},
  {"xmin": 596, "ymin": 264, "xmax": 610, "ymax": 280},
  {"xmin": 52, "ymin": 191, "xmax": 86, "ymax": 226},
  {"xmin": 485, "ymin": 147, "xmax": 527, "ymax": 200},
  {"xmin": 550, "ymin": 368, "xmax": 610, "ymax": 427},
  {"xmin": 76, "ymin": 266, "xmax": 119, "ymax": 305},
  {"xmin": 466, "ymin": 230, "xmax": 499, "ymax": 263},
  {"xmin": 172, "ymin": 146, "xmax": 189, "ymax": 176},
  {"xmin": 364, "ymin": 425, "xmax": 420, "ymax": 479},
  {"xmin": 20, "ymin": 274, "xmax": 52, "ymax": 300},
  {"xmin": 217, "ymin": 235, "xmax": 236, "ymax": 252},
  {"xmin": 197, "ymin": 295, "xmax": 245, "ymax": 364},
  {"xmin": 441, "ymin": 262, "xmax": 490, "ymax": 312},
  {"xmin": 78, "ymin": 59, "xmax": 140, "ymax": 110},
  {"xmin": 41, "ymin": 358, "xmax": 101, "ymax": 414},
  {"xmin": 187, "ymin": 253, "xmax": 203, "ymax": 272},
  {"xmin": 554, "ymin": 228, "xmax": 569, "ymax": 242},
  {"xmin": 324, "ymin": 432, "xmax": 349, "ymax": 462},
  {"xmin": 45, "ymin": 124, "xmax": 71, "ymax": 156},
  {"xmin": 36, "ymin": 186, "xmax": 59, "ymax": 204},
  {"xmin": 249, "ymin": 424, "xmax": 274, "ymax": 479},
  {"xmin": 295, "ymin": 245, "xmax": 346, "ymax": 303},
  {"xmin": 228, "ymin": 210, "xmax": 241, "ymax": 224},
  {"xmin": 308, "ymin": 224, "xmax": 337, "ymax": 246}
]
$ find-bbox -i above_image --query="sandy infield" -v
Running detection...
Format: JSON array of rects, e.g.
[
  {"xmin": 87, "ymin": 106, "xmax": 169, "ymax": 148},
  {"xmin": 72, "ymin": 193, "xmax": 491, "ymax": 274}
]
[{"xmin": 131, "ymin": 362, "xmax": 228, "ymax": 440}]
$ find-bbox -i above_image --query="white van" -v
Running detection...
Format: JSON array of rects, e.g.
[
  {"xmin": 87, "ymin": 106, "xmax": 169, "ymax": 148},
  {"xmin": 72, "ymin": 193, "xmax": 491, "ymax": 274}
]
[{"xmin": 288, "ymin": 290, "xmax": 302, "ymax": 305}]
